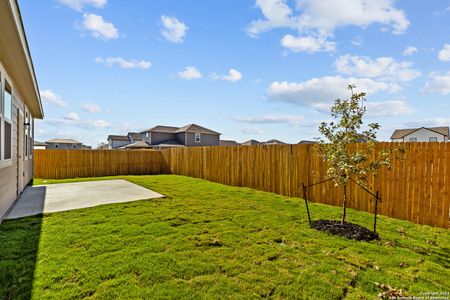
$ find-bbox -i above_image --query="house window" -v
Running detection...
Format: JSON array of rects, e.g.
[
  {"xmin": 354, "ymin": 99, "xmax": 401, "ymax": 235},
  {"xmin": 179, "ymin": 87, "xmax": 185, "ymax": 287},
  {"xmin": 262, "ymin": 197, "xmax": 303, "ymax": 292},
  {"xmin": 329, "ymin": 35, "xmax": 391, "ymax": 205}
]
[
  {"xmin": 429, "ymin": 137, "xmax": 438, "ymax": 142},
  {"xmin": 195, "ymin": 132, "xmax": 201, "ymax": 143},
  {"xmin": 3, "ymin": 80, "xmax": 12, "ymax": 159},
  {"xmin": 409, "ymin": 137, "xmax": 417, "ymax": 142}
]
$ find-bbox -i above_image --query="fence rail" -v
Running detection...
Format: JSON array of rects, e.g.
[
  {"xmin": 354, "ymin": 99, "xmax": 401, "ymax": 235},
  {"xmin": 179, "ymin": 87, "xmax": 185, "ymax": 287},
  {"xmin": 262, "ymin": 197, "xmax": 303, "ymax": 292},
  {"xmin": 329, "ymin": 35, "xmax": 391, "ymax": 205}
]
[{"xmin": 34, "ymin": 143, "xmax": 450, "ymax": 228}]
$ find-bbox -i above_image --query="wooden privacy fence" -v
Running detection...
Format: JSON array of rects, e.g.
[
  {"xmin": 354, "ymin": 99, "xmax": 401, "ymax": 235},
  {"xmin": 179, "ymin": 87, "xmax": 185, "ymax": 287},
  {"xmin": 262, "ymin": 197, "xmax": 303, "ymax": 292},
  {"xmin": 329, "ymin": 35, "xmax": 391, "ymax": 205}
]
[
  {"xmin": 34, "ymin": 143, "xmax": 450, "ymax": 228},
  {"xmin": 161, "ymin": 143, "xmax": 450, "ymax": 228},
  {"xmin": 34, "ymin": 149, "xmax": 164, "ymax": 179}
]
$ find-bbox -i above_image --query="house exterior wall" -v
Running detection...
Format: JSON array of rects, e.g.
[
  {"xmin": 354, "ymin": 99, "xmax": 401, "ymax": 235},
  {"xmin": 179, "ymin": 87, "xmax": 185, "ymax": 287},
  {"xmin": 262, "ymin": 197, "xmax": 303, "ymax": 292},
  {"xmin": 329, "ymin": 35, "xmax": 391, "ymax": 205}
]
[
  {"xmin": 176, "ymin": 132, "xmax": 186, "ymax": 145},
  {"xmin": 401, "ymin": 128, "xmax": 447, "ymax": 142},
  {"xmin": 108, "ymin": 139, "xmax": 130, "ymax": 149},
  {"xmin": 0, "ymin": 0, "xmax": 43, "ymax": 222},
  {"xmin": 46, "ymin": 142, "xmax": 82, "ymax": 150},
  {"xmin": 150, "ymin": 132, "xmax": 176, "ymax": 144},
  {"xmin": 184, "ymin": 132, "xmax": 220, "ymax": 146},
  {"xmin": 0, "ymin": 67, "xmax": 34, "ymax": 219}
]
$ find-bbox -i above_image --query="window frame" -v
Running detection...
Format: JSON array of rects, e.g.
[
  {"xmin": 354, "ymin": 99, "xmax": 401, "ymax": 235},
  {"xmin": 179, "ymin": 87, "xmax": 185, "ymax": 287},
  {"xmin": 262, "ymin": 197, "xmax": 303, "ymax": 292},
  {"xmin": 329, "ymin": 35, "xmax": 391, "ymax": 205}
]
[
  {"xmin": 0, "ymin": 70, "xmax": 13, "ymax": 168},
  {"xmin": 195, "ymin": 132, "xmax": 201, "ymax": 143},
  {"xmin": 429, "ymin": 137, "xmax": 438, "ymax": 142},
  {"xmin": 409, "ymin": 137, "xmax": 417, "ymax": 142}
]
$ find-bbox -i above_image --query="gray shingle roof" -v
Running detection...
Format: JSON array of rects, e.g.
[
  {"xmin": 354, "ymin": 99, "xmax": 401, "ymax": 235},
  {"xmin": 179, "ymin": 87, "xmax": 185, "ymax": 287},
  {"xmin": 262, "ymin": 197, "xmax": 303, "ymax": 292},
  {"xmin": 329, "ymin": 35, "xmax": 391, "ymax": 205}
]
[
  {"xmin": 46, "ymin": 138, "xmax": 81, "ymax": 144},
  {"xmin": 176, "ymin": 124, "xmax": 221, "ymax": 135},
  {"xmin": 242, "ymin": 140, "xmax": 261, "ymax": 145},
  {"xmin": 140, "ymin": 124, "xmax": 221, "ymax": 135},
  {"xmin": 219, "ymin": 140, "xmax": 240, "ymax": 146},
  {"xmin": 263, "ymin": 139, "xmax": 286, "ymax": 145},
  {"xmin": 127, "ymin": 132, "xmax": 143, "ymax": 140},
  {"xmin": 118, "ymin": 141, "xmax": 151, "ymax": 149},
  {"xmin": 140, "ymin": 126, "xmax": 179, "ymax": 134},
  {"xmin": 107, "ymin": 135, "xmax": 129, "ymax": 141}
]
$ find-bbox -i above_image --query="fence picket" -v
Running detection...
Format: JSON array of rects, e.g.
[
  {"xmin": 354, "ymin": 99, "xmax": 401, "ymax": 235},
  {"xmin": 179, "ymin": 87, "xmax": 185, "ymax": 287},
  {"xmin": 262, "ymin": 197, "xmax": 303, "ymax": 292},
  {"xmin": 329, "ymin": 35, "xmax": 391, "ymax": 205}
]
[{"xmin": 34, "ymin": 143, "xmax": 449, "ymax": 228}]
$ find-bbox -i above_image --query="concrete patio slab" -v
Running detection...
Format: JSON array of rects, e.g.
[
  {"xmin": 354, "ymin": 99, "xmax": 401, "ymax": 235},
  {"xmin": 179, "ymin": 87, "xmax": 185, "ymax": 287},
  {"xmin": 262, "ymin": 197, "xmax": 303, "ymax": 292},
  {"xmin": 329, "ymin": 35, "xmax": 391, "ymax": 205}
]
[{"xmin": 6, "ymin": 179, "xmax": 164, "ymax": 219}]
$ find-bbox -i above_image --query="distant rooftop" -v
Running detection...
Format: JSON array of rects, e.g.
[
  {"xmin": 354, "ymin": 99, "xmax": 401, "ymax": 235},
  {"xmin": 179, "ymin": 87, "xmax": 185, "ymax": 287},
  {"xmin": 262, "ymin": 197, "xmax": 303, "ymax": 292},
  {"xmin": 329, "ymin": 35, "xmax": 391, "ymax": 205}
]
[
  {"xmin": 108, "ymin": 135, "xmax": 129, "ymax": 141},
  {"xmin": 46, "ymin": 139, "xmax": 81, "ymax": 144},
  {"xmin": 391, "ymin": 126, "xmax": 449, "ymax": 139},
  {"xmin": 140, "ymin": 123, "xmax": 221, "ymax": 135}
]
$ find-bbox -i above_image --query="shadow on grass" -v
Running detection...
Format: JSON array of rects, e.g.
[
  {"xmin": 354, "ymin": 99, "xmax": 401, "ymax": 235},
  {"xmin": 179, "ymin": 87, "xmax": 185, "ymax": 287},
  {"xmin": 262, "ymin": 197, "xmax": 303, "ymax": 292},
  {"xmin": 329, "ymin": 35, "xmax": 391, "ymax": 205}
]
[{"xmin": 0, "ymin": 186, "xmax": 46, "ymax": 299}]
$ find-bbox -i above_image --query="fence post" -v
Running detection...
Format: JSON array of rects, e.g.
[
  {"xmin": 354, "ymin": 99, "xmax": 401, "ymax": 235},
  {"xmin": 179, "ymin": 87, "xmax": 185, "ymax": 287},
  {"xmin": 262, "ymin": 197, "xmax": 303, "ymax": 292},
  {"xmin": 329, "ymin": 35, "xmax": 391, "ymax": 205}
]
[
  {"xmin": 374, "ymin": 191, "xmax": 380, "ymax": 234},
  {"xmin": 302, "ymin": 182, "xmax": 312, "ymax": 227}
]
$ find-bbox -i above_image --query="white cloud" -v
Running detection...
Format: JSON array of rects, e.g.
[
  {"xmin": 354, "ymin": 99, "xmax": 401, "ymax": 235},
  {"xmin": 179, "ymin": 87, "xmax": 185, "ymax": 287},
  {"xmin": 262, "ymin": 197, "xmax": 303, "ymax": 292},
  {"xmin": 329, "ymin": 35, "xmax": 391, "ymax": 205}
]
[
  {"xmin": 281, "ymin": 34, "xmax": 336, "ymax": 53},
  {"xmin": 267, "ymin": 76, "xmax": 401, "ymax": 113},
  {"xmin": 247, "ymin": 0, "xmax": 409, "ymax": 36},
  {"xmin": 81, "ymin": 13, "xmax": 119, "ymax": 40},
  {"xmin": 211, "ymin": 69, "xmax": 243, "ymax": 82},
  {"xmin": 47, "ymin": 117, "xmax": 111, "ymax": 129},
  {"xmin": 403, "ymin": 46, "xmax": 418, "ymax": 56},
  {"xmin": 40, "ymin": 89, "xmax": 68, "ymax": 108},
  {"xmin": 422, "ymin": 72, "xmax": 450, "ymax": 95},
  {"xmin": 95, "ymin": 57, "xmax": 151, "ymax": 69},
  {"xmin": 87, "ymin": 120, "xmax": 110, "ymax": 129},
  {"xmin": 247, "ymin": 0, "xmax": 409, "ymax": 52},
  {"xmin": 246, "ymin": 0, "xmax": 295, "ymax": 37},
  {"xmin": 161, "ymin": 15, "xmax": 188, "ymax": 43},
  {"xmin": 365, "ymin": 100, "xmax": 414, "ymax": 117},
  {"xmin": 438, "ymin": 44, "xmax": 450, "ymax": 61},
  {"xmin": 64, "ymin": 112, "xmax": 80, "ymax": 121},
  {"xmin": 295, "ymin": 0, "xmax": 409, "ymax": 35},
  {"xmin": 404, "ymin": 117, "xmax": 450, "ymax": 128},
  {"xmin": 223, "ymin": 69, "xmax": 243, "ymax": 82},
  {"xmin": 335, "ymin": 55, "xmax": 421, "ymax": 82},
  {"xmin": 233, "ymin": 114, "xmax": 305, "ymax": 126},
  {"xmin": 351, "ymin": 36, "xmax": 363, "ymax": 46},
  {"xmin": 241, "ymin": 127, "xmax": 264, "ymax": 135},
  {"xmin": 177, "ymin": 66, "xmax": 202, "ymax": 80},
  {"xmin": 82, "ymin": 103, "xmax": 102, "ymax": 113},
  {"xmin": 56, "ymin": 0, "xmax": 107, "ymax": 11}
]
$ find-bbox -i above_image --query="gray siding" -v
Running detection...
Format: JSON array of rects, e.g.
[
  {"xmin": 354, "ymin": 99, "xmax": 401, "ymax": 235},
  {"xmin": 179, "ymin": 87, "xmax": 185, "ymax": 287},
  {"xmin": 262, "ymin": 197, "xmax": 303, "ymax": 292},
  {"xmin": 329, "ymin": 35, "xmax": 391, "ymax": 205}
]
[
  {"xmin": 108, "ymin": 139, "xmax": 130, "ymax": 149},
  {"xmin": 175, "ymin": 132, "xmax": 186, "ymax": 145},
  {"xmin": 0, "ymin": 91, "xmax": 33, "ymax": 220},
  {"xmin": 46, "ymin": 142, "xmax": 82, "ymax": 150},
  {"xmin": 185, "ymin": 133, "xmax": 220, "ymax": 147},
  {"xmin": 151, "ymin": 132, "xmax": 176, "ymax": 144}
]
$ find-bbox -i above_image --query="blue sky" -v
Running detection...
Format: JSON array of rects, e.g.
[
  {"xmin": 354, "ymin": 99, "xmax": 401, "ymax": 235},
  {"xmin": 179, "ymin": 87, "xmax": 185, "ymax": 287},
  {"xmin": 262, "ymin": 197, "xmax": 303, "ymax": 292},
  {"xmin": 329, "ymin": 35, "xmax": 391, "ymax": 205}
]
[{"xmin": 20, "ymin": 0, "xmax": 450, "ymax": 146}]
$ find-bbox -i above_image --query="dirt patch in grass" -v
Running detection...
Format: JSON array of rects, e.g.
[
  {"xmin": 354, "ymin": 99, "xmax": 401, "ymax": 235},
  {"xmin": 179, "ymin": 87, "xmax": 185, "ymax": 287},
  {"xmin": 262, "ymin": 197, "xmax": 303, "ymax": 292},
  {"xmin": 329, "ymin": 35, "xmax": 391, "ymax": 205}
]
[{"xmin": 311, "ymin": 220, "xmax": 379, "ymax": 242}]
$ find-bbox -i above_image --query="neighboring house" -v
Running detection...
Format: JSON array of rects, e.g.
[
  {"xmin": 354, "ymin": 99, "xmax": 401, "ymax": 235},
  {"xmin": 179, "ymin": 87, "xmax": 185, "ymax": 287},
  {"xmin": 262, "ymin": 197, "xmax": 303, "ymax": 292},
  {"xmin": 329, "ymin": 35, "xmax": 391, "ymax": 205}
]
[
  {"xmin": 263, "ymin": 139, "xmax": 286, "ymax": 145},
  {"xmin": 219, "ymin": 140, "xmax": 240, "ymax": 146},
  {"xmin": 242, "ymin": 140, "xmax": 261, "ymax": 146},
  {"xmin": 34, "ymin": 141, "xmax": 47, "ymax": 149},
  {"xmin": 140, "ymin": 124, "xmax": 221, "ymax": 149},
  {"xmin": 128, "ymin": 132, "xmax": 143, "ymax": 143},
  {"xmin": 0, "ymin": 0, "xmax": 44, "ymax": 220},
  {"xmin": 117, "ymin": 141, "xmax": 152, "ymax": 150},
  {"xmin": 45, "ymin": 139, "xmax": 83, "ymax": 150},
  {"xmin": 242, "ymin": 139, "xmax": 287, "ymax": 145},
  {"xmin": 298, "ymin": 140, "xmax": 317, "ymax": 144},
  {"xmin": 107, "ymin": 135, "xmax": 130, "ymax": 149},
  {"xmin": 390, "ymin": 127, "xmax": 449, "ymax": 142}
]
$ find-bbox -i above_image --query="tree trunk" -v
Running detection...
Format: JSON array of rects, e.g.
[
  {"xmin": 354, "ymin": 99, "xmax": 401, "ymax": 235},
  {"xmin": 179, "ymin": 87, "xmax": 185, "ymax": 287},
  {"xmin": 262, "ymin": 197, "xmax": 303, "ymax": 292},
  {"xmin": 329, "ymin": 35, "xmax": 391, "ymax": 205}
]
[{"xmin": 342, "ymin": 183, "xmax": 347, "ymax": 224}]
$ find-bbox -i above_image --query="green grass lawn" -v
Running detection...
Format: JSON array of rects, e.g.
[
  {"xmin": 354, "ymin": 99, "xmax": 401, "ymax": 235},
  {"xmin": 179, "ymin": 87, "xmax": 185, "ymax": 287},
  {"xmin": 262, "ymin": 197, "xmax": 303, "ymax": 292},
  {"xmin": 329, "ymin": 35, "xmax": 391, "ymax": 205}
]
[{"xmin": 1, "ymin": 175, "xmax": 449, "ymax": 299}]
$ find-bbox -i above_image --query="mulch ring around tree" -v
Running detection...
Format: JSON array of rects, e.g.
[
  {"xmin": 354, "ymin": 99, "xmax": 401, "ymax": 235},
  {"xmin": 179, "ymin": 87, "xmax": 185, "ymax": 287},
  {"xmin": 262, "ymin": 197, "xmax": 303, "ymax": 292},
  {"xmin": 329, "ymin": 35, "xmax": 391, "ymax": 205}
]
[{"xmin": 311, "ymin": 220, "xmax": 379, "ymax": 242}]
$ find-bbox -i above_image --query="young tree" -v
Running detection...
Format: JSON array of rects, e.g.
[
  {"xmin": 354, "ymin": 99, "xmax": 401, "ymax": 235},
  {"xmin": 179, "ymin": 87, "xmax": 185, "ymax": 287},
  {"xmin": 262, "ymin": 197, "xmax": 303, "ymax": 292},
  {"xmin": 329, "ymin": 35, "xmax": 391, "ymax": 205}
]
[{"xmin": 317, "ymin": 85, "xmax": 404, "ymax": 224}]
